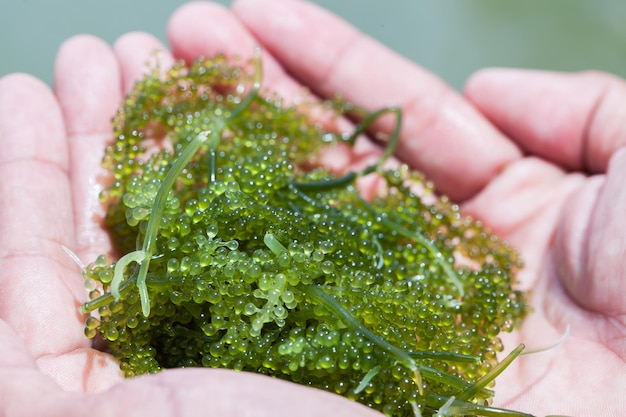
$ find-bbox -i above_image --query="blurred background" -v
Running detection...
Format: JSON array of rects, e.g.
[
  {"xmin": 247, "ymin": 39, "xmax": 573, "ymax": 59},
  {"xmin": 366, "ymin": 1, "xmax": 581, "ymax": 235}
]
[{"xmin": 1, "ymin": 0, "xmax": 626, "ymax": 90}]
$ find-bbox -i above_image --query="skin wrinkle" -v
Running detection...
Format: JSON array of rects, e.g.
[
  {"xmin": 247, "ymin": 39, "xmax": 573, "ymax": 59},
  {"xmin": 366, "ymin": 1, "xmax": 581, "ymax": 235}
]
[
  {"xmin": 0, "ymin": 156, "xmax": 70, "ymax": 176},
  {"xmin": 302, "ymin": 29, "xmax": 361, "ymax": 102},
  {"xmin": 585, "ymin": 72, "xmax": 626, "ymax": 172},
  {"xmin": 82, "ymin": 350, "xmax": 93, "ymax": 393},
  {"xmin": 601, "ymin": 315, "xmax": 626, "ymax": 361},
  {"xmin": 543, "ymin": 250, "xmax": 589, "ymax": 329},
  {"xmin": 0, "ymin": 320, "xmax": 37, "ymax": 368},
  {"xmin": 397, "ymin": 87, "xmax": 479, "ymax": 193},
  {"xmin": 581, "ymin": 149, "xmax": 626, "ymax": 315},
  {"xmin": 0, "ymin": 163, "xmax": 73, "ymax": 257},
  {"xmin": 153, "ymin": 374, "xmax": 184, "ymax": 417},
  {"xmin": 37, "ymin": 348, "xmax": 110, "ymax": 393},
  {"xmin": 0, "ymin": 270, "xmax": 86, "ymax": 359},
  {"xmin": 565, "ymin": 183, "xmax": 597, "ymax": 290},
  {"xmin": 0, "ymin": 77, "xmax": 68, "ymax": 169},
  {"xmin": 542, "ymin": 254, "xmax": 626, "ymax": 364},
  {"xmin": 0, "ymin": 242, "xmax": 73, "ymax": 270},
  {"xmin": 67, "ymin": 131, "xmax": 113, "ymax": 143},
  {"xmin": 580, "ymin": 74, "xmax": 610, "ymax": 174}
]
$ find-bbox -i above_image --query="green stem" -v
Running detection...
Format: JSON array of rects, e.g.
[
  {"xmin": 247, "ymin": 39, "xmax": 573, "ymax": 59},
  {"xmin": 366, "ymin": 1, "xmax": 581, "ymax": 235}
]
[
  {"xmin": 82, "ymin": 273, "xmax": 136, "ymax": 313},
  {"xmin": 417, "ymin": 365, "xmax": 493, "ymax": 398},
  {"xmin": 409, "ymin": 351, "xmax": 480, "ymax": 364},
  {"xmin": 290, "ymin": 106, "xmax": 401, "ymax": 191},
  {"xmin": 426, "ymin": 392, "xmax": 535, "ymax": 417},
  {"xmin": 354, "ymin": 365, "xmax": 381, "ymax": 394},
  {"xmin": 356, "ymin": 195, "xmax": 464, "ymax": 296},
  {"xmin": 110, "ymin": 250, "xmax": 146, "ymax": 300},
  {"xmin": 303, "ymin": 285, "xmax": 424, "ymax": 395},
  {"xmin": 455, "ymin": 343, "xmax": 525, "ymax": 402}
]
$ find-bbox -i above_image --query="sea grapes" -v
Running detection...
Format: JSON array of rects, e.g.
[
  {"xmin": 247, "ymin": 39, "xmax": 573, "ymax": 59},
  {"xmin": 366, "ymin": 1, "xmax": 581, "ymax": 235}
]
[{"xmin": 81, "ymin": 53, "xmax": 531, "ymax": 417}]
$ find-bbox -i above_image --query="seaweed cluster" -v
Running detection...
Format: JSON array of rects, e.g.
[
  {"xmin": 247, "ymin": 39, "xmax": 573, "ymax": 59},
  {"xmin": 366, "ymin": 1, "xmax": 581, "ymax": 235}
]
[{"xmin": 81, "ymin": 54, "xmax": 530, "ymax": 417}]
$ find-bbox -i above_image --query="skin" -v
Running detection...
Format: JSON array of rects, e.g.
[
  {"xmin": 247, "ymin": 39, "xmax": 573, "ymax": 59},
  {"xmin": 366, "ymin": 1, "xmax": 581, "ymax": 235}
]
[{"xmin": 0, "ymin": 0, "xmax": 624, "ymax": 415}]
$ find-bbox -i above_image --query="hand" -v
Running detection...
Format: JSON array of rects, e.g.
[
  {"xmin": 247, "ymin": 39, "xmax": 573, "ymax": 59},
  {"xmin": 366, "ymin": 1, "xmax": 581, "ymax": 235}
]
[
  {"xmin": 1, "ymin": 1, "xmax": 624, "ymax": 417},
  {"xmin": 0, "ymin": 5, "xmax": 381, "ymax": 417},
  {"xmin": 218, "ymin": 1, "xmax": 625, "ymax": 415}
]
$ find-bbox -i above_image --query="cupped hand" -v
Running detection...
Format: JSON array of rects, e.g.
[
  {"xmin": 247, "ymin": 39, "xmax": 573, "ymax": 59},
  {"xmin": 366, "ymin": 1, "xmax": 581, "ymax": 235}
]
[{"xmin": 1, "ymin": 1, "xmax": 624, "ymax": 416}]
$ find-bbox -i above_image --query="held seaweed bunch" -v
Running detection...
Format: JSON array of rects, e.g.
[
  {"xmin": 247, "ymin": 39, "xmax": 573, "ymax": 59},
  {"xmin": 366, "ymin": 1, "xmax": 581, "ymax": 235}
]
[{"xmin": 81, "ymin": 52, "xmax": 531, "ymax": 417}]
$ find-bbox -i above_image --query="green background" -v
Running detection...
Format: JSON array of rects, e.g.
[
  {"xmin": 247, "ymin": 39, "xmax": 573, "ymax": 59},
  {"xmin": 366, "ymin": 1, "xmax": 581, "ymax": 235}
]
[{"xmin": 1, "ymin": 0, "xmax": 626, "ymax": 90}]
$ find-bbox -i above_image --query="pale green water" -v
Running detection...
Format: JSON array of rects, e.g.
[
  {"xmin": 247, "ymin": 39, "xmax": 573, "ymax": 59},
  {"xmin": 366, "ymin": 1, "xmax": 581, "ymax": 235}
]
[{"xmin": 1, "ymin": 0, "xmax": 625, "ymax": 89}]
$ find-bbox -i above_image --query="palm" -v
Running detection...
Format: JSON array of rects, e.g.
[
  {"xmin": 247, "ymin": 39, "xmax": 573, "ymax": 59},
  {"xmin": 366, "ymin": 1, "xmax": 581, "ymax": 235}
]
[
  {"xmin": 460, "ymin": 70, "xmax": 626, "ymax": 413},
  {"xmin": 1, "ymin": 1, "xmax": 624, "ymax": 417},
  {"xmin": 465, "ymin": 155, "xmax": 626, "ymax": 415}
]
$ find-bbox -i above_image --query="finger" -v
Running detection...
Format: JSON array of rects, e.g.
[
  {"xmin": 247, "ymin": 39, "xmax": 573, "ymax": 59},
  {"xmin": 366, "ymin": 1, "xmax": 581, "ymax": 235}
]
[
  {"xmin": 0, "ymin": 73, "xmax": 88, "ymax": 356},
  {"xmin": 54, "ymin": 35, "xmax": 121, "ymax": 263},
  {"xmin": 562, "ymin": 148, "xmax": 626, "ymax": 318},
  {"xmin": 2, "ymin": 367, "xmax": 383, "ymax": 417},
  {"xmin": 232, "ymin": 0, "xmax": 521, "ymax": 201},
  {"xmin": 464, "ymin": 68, "xmax": 626, "ymax": 173},
  {"xmin": 80, "ymin": 369, "xmax": 383, "ymax": 417},
  {"xmin": 113, "ymin": 31, "xmax": 175, "ymax": 95}
]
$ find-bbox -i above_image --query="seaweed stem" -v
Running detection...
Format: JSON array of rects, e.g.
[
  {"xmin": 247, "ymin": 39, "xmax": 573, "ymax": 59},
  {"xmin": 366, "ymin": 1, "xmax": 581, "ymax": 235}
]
[
  {"xmin": 425, "ymin": 393, "xmax": 535, "ymax": 417},
  {"xmin": 291, "ymin": 106, "xmax": 401, "ymax": 191},
  {"xmin": 356, "ymin": 195, "xmax": 464, "ymax": 296},
  {"xmin": 456, "ymin": 343, "xmax": 525, "ymax": 402},
  {"xmin": 303, "ymin": 285, "xmax": 424, "ymax": 395},
  {"xmin": 355, "ymin": 365, "xmax": 381, "ymax": 394}
]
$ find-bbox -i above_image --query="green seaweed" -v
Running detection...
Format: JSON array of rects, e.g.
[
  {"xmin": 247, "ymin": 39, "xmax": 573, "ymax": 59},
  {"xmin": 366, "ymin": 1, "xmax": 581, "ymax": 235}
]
[{"xmin": 81, "ymin": 53, "xmax": 530, "ymax": 417}]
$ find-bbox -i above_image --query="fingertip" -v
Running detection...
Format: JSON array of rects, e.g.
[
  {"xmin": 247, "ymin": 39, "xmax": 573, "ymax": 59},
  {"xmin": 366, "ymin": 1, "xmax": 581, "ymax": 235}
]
[
  {"xmin": 55, "ymin": 35, "xmax": 115, "ymax": 89},
  {"xmin": 167, "ymin": 1, "xmax": 254, "ymax": 63},
  {"xmin": 0, "ymin": 71, "xmax": 50, "ymax": 94},
  {"xmin": 232, "ymin": 0, "xmax": 358, "ymax": 91},
  {"xmin": 113, "ymin": 31, "xmax": 174, "ymax": 94},
  {"xmin": 55, "ymin": 33, "xmax": 111, "ymax": 62},
  {"xmin": 463, "ymin": 67, "xmax": 539, "ymax": 114},
  {"xmin": 0, "ymin": 73, "xmax": 56, "ymax": 125},
  {"xmin": 54, "ymin": 34, "xmax": 121, "ymax": 136},
  {"xmin": 0, "ymin": 72, "xmax": 66, "ymax": 166}
]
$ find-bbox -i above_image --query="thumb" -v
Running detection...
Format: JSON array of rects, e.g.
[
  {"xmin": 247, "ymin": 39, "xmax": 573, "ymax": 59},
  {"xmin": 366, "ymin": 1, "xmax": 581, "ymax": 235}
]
[{"xmin": 556, "ymin": 147, "xmax": 626, "ymax": 319}]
